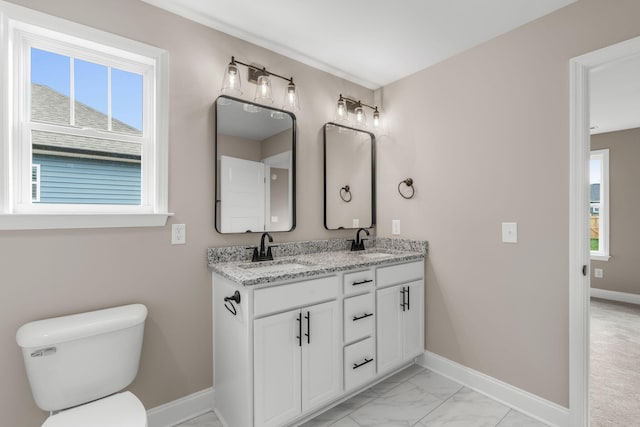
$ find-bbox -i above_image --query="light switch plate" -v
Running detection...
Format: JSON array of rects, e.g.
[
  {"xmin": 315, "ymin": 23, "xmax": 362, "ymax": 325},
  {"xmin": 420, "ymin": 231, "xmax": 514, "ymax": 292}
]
[
  {"xmin": 501, "ymin": 222, "xmax": 518, "ymax": 243},
  {"xmin": 594, "ymin": 268, "xmax": 603, "ymax": 278}
]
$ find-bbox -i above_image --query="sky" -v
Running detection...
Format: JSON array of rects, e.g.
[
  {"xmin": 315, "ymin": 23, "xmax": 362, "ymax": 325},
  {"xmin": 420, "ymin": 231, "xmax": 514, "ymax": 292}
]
[{"xmin": 30, "ymin": 48, "xmax": 143, "ymax": 131}]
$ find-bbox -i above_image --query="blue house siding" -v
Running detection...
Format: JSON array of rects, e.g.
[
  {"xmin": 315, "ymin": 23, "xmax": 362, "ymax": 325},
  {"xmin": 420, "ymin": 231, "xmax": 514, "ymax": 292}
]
[{"xmin": 33, "ymin": 154, "xmax": 141, "ymax": 204}]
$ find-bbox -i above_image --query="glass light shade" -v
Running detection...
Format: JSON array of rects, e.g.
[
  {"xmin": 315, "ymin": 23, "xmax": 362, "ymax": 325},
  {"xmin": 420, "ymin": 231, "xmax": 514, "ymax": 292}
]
[
  {"xmin": 283, "ymin": 81, "xmax": 299, "ymax": 112},
  {"xmin": 254, "ymin": 74, "xmax": 273, "ymax": 104},
  {"xmin": 354, "ymin": 104, "xmax": 366, "ymax": 127},
  {"xmin": 372, "ymin": 108, "xmax": 381, "ymax": 129},
  {"xmin": 334, "ymin": 97, "xmax": 350, "ymax": 124},
  {"xmin": 221, "ymin": 61, "xmax": 242, "ymax": 96}
]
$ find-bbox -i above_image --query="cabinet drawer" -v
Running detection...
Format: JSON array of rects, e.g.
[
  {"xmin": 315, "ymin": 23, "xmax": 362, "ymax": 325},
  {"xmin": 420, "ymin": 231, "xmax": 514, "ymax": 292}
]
[
  {"xmin": 343, "ymin": 269, "xmax": 374, "ymax": 295},
  {"xmin": 376, "ymin": 261, "xmax": 423, "ymax": 288},
  {"xmin": 254, "ymin": 276, "xmax": 339, "ymax": 317},
  {"xmin": 344, "ymin": 293, "xmax": 374, "ymax": 343},
  {"xmin": 344, "ymin": 338, "xmax": 376, "ymax": 391}
]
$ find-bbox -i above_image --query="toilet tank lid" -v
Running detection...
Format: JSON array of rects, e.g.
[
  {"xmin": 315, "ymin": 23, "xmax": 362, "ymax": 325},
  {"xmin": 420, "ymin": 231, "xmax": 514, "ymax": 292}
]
[{"xmin": 16, "ymin": 304, "xmax": 148, "ymax": 348}]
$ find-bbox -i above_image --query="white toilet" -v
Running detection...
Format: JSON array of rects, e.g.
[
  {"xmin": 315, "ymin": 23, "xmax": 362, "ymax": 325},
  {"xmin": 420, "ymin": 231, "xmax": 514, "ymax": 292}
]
[{"xmin": 16, "ymin": 304, "xmax": 148, "ymax": 427}]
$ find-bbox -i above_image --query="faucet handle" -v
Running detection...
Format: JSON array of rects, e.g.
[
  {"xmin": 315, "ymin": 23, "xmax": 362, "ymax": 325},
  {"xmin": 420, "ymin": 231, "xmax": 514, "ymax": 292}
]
[{"xmin": 246, "ymin": 246, "xmax": 260, "ymax": 262}]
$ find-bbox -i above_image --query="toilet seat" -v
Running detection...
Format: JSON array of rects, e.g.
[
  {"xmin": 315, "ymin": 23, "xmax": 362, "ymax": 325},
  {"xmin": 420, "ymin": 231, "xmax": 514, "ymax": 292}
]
[{"xmin": 42, "ymin": 391, "xmax": 147, "ymax": 427}]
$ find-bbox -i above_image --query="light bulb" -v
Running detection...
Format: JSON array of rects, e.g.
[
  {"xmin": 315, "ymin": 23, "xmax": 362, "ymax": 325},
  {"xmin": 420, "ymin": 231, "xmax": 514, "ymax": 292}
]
[
  {"xmin": 284, "ymin": 80, "xmax": 299, "ymax": 112},
  {"xmin": 335, "ymin": 95, "xmax": 349, "ymax": 124},
  {"xmin": 354, "ymin": 104, "xmax": 366, "ymax": 127},
  {"xmin": 221, "ymin": 58, "xmax": 242, "ymax": 96},
  {"xmin": 372, "ymin": 108, "xmax": 381, "ymax": 129},
  {"xmin": 254, "ymin": 74, "xmax": 273, "ymax": 105}
]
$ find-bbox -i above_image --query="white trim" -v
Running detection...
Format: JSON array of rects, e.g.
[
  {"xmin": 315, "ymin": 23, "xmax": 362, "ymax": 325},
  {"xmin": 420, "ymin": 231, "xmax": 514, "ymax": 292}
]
[
  {"xmin": 418, "ymin": 351, "xmax": 569, "ymax": 427},
  {"xmin": 591, "ymin": 288, "xmax": 640, "ymax": 305},
  {"xmin": 590, "ymin": 254, "xmax": 610, "ymax": 262},
  {"xmin": 570, "ymin": 34, "xmax": 640, "ymax": 427},
  {"xmin": 0, "ymin": 212, "xmax": 171, "ymax": 230},
  {"xmin": 146, "ymin": 387, "xmax": 214, "ymax": 427}
]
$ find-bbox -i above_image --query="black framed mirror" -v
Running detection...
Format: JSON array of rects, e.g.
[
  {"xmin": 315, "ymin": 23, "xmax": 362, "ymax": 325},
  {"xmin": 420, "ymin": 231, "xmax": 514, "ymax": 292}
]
[
  {"xmin": 323, "ymin": 122, "xmax": 375, "ymax": 230},
  {"xmin": 215, "ymin": 95, "xmax": 296, "ymax": 233}
]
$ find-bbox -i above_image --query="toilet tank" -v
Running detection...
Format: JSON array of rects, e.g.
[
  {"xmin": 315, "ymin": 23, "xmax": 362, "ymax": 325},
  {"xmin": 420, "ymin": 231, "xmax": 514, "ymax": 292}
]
[{"xmin": 16, "ymin": 304, "xmax": 147, "ymax": 412}]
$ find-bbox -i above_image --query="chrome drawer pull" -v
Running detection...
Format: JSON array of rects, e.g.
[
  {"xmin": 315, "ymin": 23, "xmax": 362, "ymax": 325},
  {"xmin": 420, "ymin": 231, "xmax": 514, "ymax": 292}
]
[
  {"xmin": 352, "ymin": 313, "xmax": 373, "ymax": 321},
  {"xmin": 353, "ymin": 357, "xmax": 374, "ymax": 370}
]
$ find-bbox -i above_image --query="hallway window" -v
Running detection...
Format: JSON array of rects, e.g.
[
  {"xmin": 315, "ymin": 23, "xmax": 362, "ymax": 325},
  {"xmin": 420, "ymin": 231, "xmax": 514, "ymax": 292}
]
[{"xmin": 590, "ymin": 149, "xmax": 609, "ymax": 260}]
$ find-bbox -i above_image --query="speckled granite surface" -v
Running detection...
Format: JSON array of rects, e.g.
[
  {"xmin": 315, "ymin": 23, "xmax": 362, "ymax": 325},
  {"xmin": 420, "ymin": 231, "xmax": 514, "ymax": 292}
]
[{"xmin": 207, "ymin": 238, "xmax": 428, "ymax": 286}]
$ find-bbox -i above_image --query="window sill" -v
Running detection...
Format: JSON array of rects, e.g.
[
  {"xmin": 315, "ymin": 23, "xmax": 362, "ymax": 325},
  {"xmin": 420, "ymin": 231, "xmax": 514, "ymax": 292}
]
[
  {"xmin": 590, "ymin": 254, "xmax": 610, "ymax": 262},
  {"xmin": 0, "ymin": 213, "xmax": 173, "ymax": 230}
]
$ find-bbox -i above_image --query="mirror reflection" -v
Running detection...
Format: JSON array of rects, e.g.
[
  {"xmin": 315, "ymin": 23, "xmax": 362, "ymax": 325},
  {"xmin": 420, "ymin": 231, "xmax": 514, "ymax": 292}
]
[
  {"xmin": 215, "ymin": 96, "xmax": 296, "ymax": 233},
  {"xmin": 324, "ymin": 123, "xmax": 375, "ymax": 230}
]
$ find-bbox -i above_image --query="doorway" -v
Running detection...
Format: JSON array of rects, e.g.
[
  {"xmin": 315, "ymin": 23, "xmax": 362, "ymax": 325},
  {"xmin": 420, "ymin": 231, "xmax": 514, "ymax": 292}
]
[{"xmin": 569, "ymin": 35, "xmax": 640, "ymax": 426}]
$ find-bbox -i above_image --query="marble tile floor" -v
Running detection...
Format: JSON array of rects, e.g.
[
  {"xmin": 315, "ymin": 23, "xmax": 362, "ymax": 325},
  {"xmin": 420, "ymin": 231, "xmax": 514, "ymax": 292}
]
[{"xmin": 174, "ymin": 364, "xmax": 548, "ymax": 427}]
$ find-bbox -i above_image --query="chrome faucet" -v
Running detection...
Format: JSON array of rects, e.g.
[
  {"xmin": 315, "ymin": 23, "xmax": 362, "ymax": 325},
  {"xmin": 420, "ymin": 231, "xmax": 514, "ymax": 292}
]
[
  {"xmin": 251, "ymin": 232, "xmax": 275, "ymax": 262},
  {"xmin": 350, "ymin": 228, "xmax": 370, "ymax": 251}
]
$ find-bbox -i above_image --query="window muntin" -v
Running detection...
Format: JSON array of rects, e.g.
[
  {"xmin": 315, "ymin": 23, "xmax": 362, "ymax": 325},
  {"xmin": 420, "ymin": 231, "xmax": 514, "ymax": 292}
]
[{"xmin": 590, "ymin": 149, "xmax": 609, "ymax": 259}]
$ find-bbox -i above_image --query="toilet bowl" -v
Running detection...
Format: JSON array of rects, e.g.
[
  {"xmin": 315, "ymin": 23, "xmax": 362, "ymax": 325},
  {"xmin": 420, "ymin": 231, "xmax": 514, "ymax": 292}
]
[
  {"xmin": 42, "ymin": 392, "xmax": 147, "ymax": 427},
  {"xmin": 17, "ymin": 304, "xmax": 148, "ymax": 427}
]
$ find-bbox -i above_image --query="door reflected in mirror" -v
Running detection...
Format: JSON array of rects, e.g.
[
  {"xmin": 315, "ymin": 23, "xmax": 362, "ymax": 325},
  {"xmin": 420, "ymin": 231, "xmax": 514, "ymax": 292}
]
[
  {"xmin": 323, "ymin": 123, "xmax": 375, "ymax": 230},
  {"xmin": 215, "ymin": 96, "xmax": 296, "ymax": 233}
]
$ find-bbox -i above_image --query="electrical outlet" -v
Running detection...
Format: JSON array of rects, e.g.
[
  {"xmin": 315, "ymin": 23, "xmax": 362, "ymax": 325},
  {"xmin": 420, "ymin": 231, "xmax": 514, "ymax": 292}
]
[
  {"xmin": 172, "ymin": 224, "xmax": 186, "ymax": 245},
  {"xmin": 352, "ymin": 218, "xmax": 360, "ymax": 228},
  {"xmin": 594, "ymin": 268, "xmax": 603, "ymax": 279},
  {"xmin": 392, "ymin": 220, "xmax": 401, "ymax": 235}
]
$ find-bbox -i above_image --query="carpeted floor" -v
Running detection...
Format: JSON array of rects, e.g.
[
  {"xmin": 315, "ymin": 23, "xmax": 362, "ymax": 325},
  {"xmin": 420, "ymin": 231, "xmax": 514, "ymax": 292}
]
[{"xmin": 590, "ymin": 298, "xmax": 640, "ymax": 426}]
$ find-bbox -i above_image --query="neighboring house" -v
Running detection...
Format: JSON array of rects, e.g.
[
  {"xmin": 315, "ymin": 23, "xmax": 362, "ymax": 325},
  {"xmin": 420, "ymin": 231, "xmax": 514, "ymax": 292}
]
[
  {"xmin": 590, "ymin": 183, "xmax": 600, "ymax": 215},
  {"xmin": 31, "ymin": 83, "xmax": 141, "ymax": 204}
]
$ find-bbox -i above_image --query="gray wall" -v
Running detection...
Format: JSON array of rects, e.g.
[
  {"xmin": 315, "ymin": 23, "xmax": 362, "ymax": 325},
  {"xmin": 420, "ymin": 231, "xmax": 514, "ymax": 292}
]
[
  {"xmin": 0, "ymin": 1, "xmax": 371, "ymax": 425},
  {"xmin": 377, "ymin": 0, "xmax": 640, "ymax": 407},
  {"xmin": 591, "ymin": 127, "xmax": 640, "ymax": 294}
]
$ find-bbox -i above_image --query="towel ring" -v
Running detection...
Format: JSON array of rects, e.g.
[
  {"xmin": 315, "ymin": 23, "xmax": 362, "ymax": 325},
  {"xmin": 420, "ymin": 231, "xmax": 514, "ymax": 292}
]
[
  {"xmin": 224, "ymin": 291, "xmax": 241, "ymax": 316},
  {"xmin": 398, "ymin": 178, "xmax": 415, "ymax": 199},
  {"xmin": 340, "ymin": 185, "xmax": 352, "ymax": 202}
]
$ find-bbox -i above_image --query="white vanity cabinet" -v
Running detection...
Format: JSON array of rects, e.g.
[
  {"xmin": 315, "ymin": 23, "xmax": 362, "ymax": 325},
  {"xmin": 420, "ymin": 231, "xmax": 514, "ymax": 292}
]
[
  {"xmin": 254, "ymin": 300, "xmax": 340, "ymax": 427},
  {"xmin": 376, "ymin": 262, "xmax": 425, "ymax": 375},
  {"xmin": 212, "ymin": 257, "xmax": 425, "ymax": 427}
]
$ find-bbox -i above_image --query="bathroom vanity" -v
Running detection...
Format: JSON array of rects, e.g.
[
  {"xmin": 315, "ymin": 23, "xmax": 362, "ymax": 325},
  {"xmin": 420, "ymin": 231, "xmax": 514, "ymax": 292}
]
[{"xmin": 208, "ymin": 239, "xmax": 427, "ymax": 427}]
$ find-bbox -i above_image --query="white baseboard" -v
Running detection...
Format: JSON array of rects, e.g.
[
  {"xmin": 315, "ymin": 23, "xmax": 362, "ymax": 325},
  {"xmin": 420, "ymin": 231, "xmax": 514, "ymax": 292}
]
[
  {"xmin": 418, "ymin": 351, "xmax": 569, "ymax": 427},
  {"xmin": 146, "ymin": 387, "xmax": 214, "ymax": 427},
  {"xmin": 591, "ymin": 288, "xmax": 640, "ymax": 305}
]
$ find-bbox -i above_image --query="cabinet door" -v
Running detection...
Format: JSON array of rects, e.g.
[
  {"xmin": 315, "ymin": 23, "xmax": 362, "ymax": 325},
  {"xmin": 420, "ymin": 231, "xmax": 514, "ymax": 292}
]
[
  {"xmin": 301, "ymin": 300, "xmax": 341, "ymax": 412},
  {"xmin": 376, "ymin": 285, "xmax": 404, "ymax": 374},
  {"xmin": 254, "ymin": 309, "xmax": 302, "ymax": 427},
  {"xmin": 402, "ymin": 281, "xmax": 424, "ymax": 360}
]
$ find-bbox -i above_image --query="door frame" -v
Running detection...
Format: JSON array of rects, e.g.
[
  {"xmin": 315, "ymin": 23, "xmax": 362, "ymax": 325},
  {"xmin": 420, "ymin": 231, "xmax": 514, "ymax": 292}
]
[{"xmin": 569, "ymin": 35, "xmax": 640, "ymax": 426}]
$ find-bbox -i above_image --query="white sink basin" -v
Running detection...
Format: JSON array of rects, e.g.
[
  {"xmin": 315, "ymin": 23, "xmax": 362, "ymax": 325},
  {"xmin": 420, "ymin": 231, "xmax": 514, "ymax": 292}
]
[
  {"xmin": 357, "ymin": 251, "xmax": 395, "ymax": 259},
  {"xmin": 240, "ymin": 260, "xmax": 313, "ymax": 274}
]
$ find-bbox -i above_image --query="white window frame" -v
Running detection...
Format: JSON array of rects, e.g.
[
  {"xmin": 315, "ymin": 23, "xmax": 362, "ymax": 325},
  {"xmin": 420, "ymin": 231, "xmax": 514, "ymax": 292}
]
[
  {"xmin": 590, "ymin": 149, "xmax": 610, "ymax": 261},
  {"xmin": 0, "ymin": 1, "xmax": 171, "ymax": 230}
]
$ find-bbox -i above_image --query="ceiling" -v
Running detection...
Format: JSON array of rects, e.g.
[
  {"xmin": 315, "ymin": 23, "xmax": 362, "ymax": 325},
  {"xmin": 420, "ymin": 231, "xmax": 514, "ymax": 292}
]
[
  {"xmin": 141, "ymin": 0, "xmax": 576, "ymax": 89},
  {"xmin": 590, "ymin": 54, "xmax": 640, "ymax": 134}
]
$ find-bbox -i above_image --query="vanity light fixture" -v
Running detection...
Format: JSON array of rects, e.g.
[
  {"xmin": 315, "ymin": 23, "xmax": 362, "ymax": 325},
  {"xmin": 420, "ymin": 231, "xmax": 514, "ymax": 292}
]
[
  {"xmin": 334, "ymin": 94, "xmax": 382, "ymax": 130},
  {"xmin": 220, "ymin": 56, "xmax": 300, "ymax": 112}
]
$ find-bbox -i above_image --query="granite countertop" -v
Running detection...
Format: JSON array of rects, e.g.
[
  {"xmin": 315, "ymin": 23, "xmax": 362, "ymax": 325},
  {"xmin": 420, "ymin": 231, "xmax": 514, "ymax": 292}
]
[{"xmin": 208, "ymin": 238, "xmax": 428, "ymax": 286}]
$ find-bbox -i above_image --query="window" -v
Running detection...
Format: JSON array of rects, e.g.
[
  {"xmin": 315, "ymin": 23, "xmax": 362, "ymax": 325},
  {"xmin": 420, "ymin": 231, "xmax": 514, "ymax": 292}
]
[
  {"xmin": 590, "ymin": 149, "xmax": 609, "ymax": 260},
  {"xmin": 0, "ymin": 2, "xmax": 169, "ymax": 230}
]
